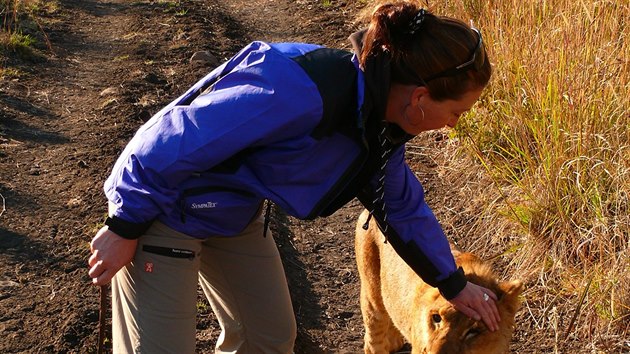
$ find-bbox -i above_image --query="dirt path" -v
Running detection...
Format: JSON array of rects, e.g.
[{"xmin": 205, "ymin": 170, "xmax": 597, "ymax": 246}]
[{"xmin": 1, "ymin": 0, "xmax": 370, "ymax": 352}]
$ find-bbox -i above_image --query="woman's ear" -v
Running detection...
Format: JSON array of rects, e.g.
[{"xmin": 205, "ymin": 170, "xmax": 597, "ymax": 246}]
[{"xmin": 411, "ymin": 86, "xmax": 430, "ymax": 107}]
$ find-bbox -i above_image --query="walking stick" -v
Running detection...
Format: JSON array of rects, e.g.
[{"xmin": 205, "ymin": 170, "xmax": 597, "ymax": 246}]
[{"xmin": 98, "ymin": 285, "xmax": 107, "ymax": 354}]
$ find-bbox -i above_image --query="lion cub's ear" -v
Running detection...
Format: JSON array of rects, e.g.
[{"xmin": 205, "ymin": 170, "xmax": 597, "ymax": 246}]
[{"xmin": 497, "ymin": 280, "xmax": 524, "ymax": 313}]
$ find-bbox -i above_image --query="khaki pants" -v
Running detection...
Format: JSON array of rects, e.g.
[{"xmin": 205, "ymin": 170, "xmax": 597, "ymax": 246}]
[{"xmin": 110, "ymin": 217, "xmax": 297, "ymax": 354}]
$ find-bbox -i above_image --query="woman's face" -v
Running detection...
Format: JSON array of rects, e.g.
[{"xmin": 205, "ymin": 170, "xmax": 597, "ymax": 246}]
[{"xmin": 386, "ymin": 85, "xmax": 483, "ymax": 135}]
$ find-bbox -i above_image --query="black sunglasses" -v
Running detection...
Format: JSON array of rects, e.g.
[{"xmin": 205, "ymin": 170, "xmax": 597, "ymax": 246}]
[{"xmin": 423, "ymin": 28, "xmax": 485, "ymax": 82}]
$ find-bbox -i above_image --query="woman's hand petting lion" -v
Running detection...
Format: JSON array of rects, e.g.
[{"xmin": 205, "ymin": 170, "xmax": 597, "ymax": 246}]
[{"xmin": 448, "ymin": 281, "xmax": 501, "ymax": 332}]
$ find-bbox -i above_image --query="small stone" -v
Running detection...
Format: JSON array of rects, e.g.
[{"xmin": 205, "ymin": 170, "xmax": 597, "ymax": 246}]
[
  {"xmin": 190, "ymin": 51, "xmax": 218, "ymax": 65},
  {"xmin": 66, "ymin": 197, "xmax": 82, "ymax": 208},
  {"xmin": 0, "ymin": 280, "xmax": 20, "ymax": 289},
  {"xmin": 99, "ymin": 87, "xmax": 118, "ymax": 96}
]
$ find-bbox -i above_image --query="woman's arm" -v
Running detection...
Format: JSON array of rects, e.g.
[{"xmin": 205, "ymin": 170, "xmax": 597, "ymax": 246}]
[{"xmin": 357, "ymin": 145, "xmax": 466, "ymax": 297}]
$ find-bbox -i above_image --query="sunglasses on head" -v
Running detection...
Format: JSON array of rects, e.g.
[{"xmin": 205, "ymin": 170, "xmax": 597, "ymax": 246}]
[{"xmin": 423, "ymin": 28, "xmax": 485, "ymax": 82}]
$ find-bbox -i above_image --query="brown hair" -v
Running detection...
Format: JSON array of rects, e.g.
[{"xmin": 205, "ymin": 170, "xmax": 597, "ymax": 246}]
[{"xmin": 361, "ymin": 1, "xmax": 492, "ymax": 101}]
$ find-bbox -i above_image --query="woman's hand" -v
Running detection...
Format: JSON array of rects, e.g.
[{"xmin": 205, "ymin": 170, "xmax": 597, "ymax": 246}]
[
  {"xmin": 88, "ymin": 226, "xmax": 138, "ymax": 286},
  {"xmin": 448, "ymin": 281, "xmax": 501, "ymax": 331}
]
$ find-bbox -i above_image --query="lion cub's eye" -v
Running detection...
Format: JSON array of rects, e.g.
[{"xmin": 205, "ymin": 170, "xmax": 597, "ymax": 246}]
[
  {"xmin": 431, "ymin": 313, "xmax": 442, "ymax": 324},
  {"xmin": 464, "ymin": 327, "xmax": 481, "ymax": 340}
]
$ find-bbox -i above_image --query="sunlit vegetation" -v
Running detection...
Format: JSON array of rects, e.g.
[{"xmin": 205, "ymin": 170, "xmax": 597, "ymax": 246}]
[{"xmin": 403, "ymin": 0, "xmax": 627, "ymax": 348}]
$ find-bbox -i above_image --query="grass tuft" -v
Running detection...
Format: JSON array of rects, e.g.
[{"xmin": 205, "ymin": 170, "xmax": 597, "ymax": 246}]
[{"xmin": 1, "ymin": 0, "xmax": 54, "ymax": 65}]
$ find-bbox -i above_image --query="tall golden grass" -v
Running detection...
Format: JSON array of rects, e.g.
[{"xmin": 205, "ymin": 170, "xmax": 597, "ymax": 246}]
[
  {"xmin": 455, "ymin": 0, "xmax": 629, "ymax": 341},
  {"xmin": 360, "ymin": 0, "xmax": 628, "ymax": 349},
  {"xmin": 437, "ymin": 0, "xmax": 627, "ymax": 347}
]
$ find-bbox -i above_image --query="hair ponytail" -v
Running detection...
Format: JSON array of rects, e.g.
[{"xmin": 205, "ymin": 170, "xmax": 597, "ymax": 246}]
[
  {"xmin": 360, "ymin": 2, "xmax": 419, "ymax": 65},
  {"xmin": 361, "ymin": 1, "xmax": 492, "ymax": 101}
]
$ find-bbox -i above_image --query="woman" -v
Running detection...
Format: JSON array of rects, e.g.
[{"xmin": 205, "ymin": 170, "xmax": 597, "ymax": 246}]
[{"xmin": 88, "ymin": 2, "xmax": 500, "ymax": 353}]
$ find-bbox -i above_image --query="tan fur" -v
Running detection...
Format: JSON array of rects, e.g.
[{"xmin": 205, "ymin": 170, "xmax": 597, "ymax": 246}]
[{"xmin": 355, "ymin": 210, "xmax": 523, "ymax": 354}]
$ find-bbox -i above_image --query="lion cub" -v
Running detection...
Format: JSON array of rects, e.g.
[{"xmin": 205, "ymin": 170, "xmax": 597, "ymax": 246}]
[{"xmin": 355, "ymin": 209, "xmax": 523, "ymax": 354}]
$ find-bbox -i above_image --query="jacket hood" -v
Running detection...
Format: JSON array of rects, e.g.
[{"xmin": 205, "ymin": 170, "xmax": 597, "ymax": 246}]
[
  {"xmin": 348, "ymin": 29, "xmax": 388, "ymax": 129},
  {"xmin": 348, "ymin": 30, "xmax": 414, "ymax": 146}
]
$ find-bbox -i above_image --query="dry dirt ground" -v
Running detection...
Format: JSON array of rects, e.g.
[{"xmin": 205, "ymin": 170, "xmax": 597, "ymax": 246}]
[{"xmin": 0, "ymin": 0, "xmax": 589, "ymax": 353}]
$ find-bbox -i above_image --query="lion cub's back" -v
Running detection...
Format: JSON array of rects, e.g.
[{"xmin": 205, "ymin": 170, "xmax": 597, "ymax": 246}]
[{"xmin": 355, "ymin": 210, "xmax": 428, "ymax": 325}]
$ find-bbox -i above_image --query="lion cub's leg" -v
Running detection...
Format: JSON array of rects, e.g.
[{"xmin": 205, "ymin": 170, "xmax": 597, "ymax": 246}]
[{"xmin": 356, "ymin": 211, "xmax": 406, "ymax": 354}]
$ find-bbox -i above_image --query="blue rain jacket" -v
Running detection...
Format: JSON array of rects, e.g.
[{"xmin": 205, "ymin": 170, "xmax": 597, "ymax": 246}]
[{"xmin": 104, "ymin": 41, "xmax": 467, "ymax": 298}]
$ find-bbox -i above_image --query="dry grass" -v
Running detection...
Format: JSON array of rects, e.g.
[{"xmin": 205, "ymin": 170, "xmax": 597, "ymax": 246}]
[
  {"xmin": 359, "ymin": 0, "xmax": 628, "ymax": 350},
  {"xmin": 1, "ymin": 0, "xmax": 54, "ymax": 62},
  {"xmin": 457, "ymin": 0, "xmax": 629, "ymax": 345}
]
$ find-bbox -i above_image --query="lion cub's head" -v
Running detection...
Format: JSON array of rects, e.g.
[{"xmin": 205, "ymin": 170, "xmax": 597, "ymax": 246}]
[{"xmin": 413, "ymin": 252, "xmax": 523, "ymax": 354}]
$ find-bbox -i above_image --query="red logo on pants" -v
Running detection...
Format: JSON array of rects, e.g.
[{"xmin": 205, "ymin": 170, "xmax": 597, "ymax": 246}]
[{"xmin": 144, "ymin": 262, "xmax": 154, "ymax": 273}]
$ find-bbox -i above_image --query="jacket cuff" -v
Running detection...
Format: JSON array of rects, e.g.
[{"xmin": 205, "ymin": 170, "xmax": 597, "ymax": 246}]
[
  {"xmin": 437, "ymin": 267, "xmax": 467, "ymax": 300},
  {"xmin": 104, "ymin": 216, "xmax": 153, "ymax": 240}
]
